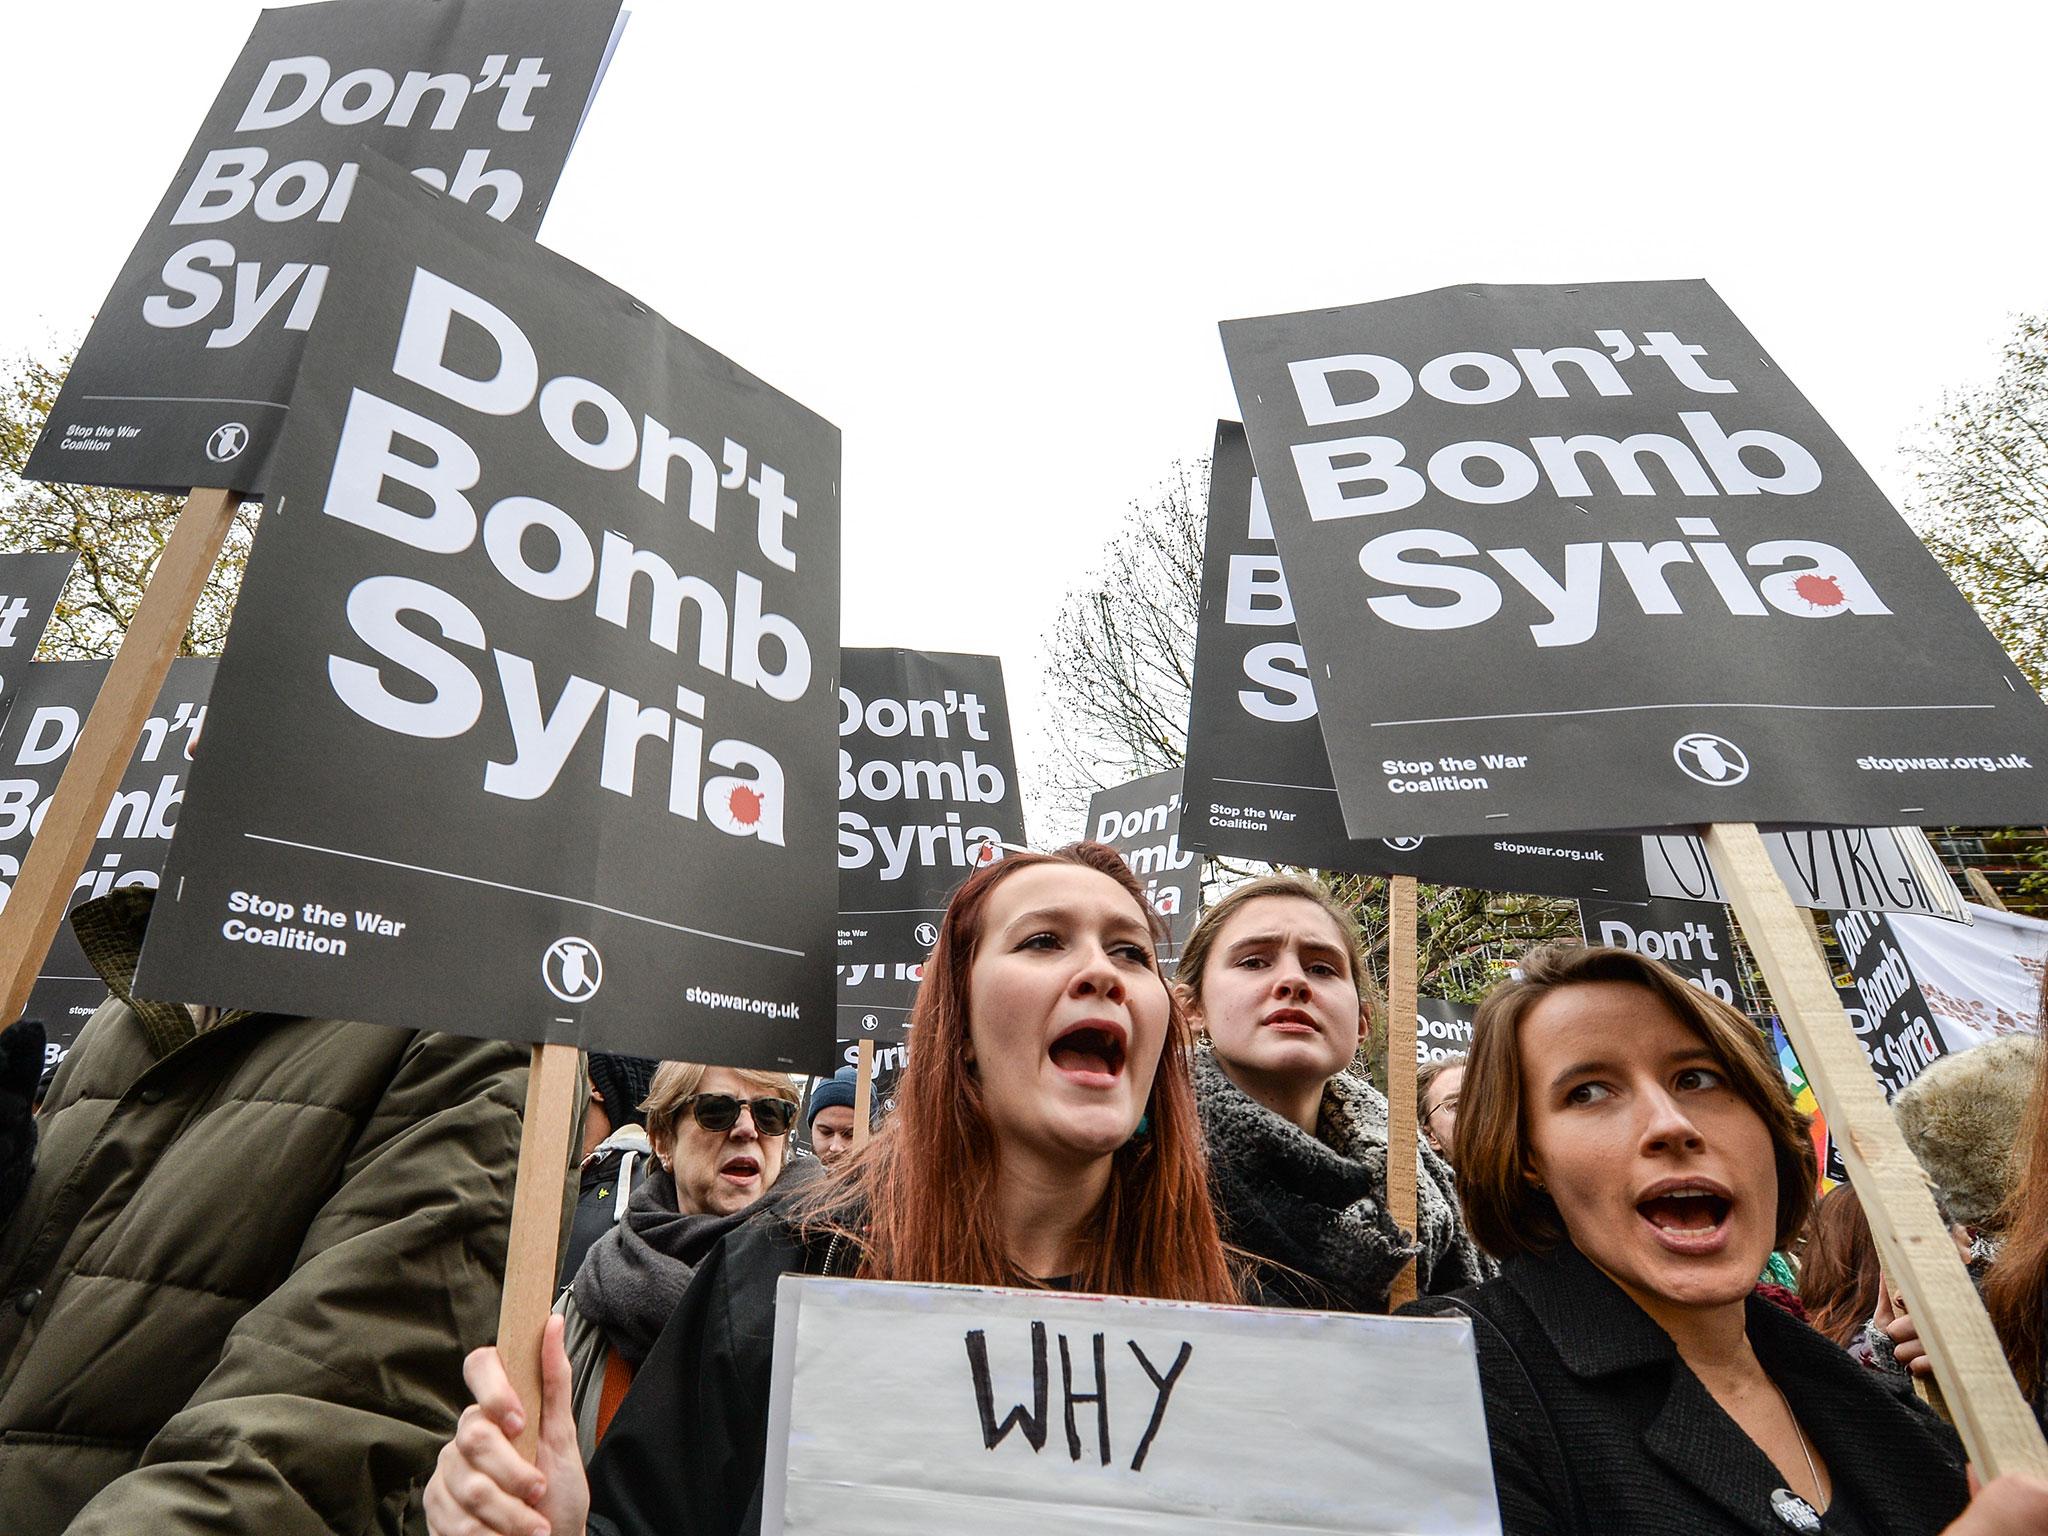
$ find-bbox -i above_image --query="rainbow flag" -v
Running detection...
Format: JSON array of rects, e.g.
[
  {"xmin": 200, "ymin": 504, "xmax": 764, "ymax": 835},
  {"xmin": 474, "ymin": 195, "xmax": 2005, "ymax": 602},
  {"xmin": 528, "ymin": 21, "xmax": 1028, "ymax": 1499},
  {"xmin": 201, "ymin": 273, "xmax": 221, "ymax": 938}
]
[{"xmin": 1768, "ymin": 1019, "xmax": 1837, "ymax": 1193}]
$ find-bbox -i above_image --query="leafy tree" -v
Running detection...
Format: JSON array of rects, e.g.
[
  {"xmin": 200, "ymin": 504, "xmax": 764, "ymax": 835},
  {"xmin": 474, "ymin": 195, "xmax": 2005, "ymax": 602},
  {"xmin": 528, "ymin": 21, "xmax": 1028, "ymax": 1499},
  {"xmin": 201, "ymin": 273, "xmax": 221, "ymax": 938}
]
[
  {"xmin": 1, "ymin": 353, "xmax": 257, "ymax": 658},
  {"xmin": 1903, "ymin": 317, "xmax": 2048, "ymax": 913},
  {"xmin": 1907, "ymin": 314, "xmax": 2048, "ymax": 689}
]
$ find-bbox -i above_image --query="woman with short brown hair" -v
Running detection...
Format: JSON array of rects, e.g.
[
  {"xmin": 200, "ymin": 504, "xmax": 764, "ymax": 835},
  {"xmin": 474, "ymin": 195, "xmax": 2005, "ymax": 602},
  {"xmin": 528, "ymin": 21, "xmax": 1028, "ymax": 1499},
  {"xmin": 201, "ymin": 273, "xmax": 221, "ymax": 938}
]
[
  {"xmin": 559, "ymin": 1062, "xmax": 802, "ymax": 1459},
  {"xmin": 1452, "ymin": 941, "xmax": 1816, "ymax": 1261},
  {"xmin": 1406, "ymin": 941, "xmax": 2045, "ymax": 1535}
]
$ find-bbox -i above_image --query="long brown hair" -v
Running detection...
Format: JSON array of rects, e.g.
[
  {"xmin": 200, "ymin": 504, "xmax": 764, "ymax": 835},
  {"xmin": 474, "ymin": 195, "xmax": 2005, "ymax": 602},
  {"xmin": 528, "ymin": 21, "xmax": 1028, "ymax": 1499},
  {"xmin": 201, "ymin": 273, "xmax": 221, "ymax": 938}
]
[
  {"xmin": 1456, "ymin": 942, "xmax": 1816, "ymax": 1260},
  {"xmin": 1801, "ymin": 1183, "xmax": 1882, "ymax": 1347},
  {"xmin": 1984, "ymin": 1021, "xmax": 2048, "ymax": 1398},
  {"xmin": 802, "ymin": 842, "xmax": 1239, "ymax": 1302}
]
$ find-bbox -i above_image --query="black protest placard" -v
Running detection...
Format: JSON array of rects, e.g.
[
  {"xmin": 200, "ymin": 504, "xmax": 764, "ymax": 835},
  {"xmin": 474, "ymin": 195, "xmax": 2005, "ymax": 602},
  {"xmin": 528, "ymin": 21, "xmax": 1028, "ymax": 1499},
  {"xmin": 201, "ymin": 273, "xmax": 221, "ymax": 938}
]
[
  {"xmin": 1415, "ymin": 996, "xmax": 1474, "ymax": 1065},
  {"xmin": 1579, "ymin": 896, "xmax": 1744, "ymax": 1009},
  {"xmin": 135, "ymin": 164, "xmax": 840, "ymax": 1071},
  {"xmin": 1180, "ymin": 420, "xmax": 1649, "ymax": 899},
  {"xmin": 1831, "ymin": 910, "xmax": 1949, "ymax": 1101},
  {"xmin": 837, "ymin": 648, "xmax": 1025, "ymax": 1006},
  {"xmin": 1222, "ymin": 280, "xmax": 2048, "ymax": 837},
  {"xmin": 26, "ymin": 0, "xmax": 620, "ymax": 495},
  {"xmin": 1085, "ymin": 768, "xmax": 1199, "ymax": 969},
  {"xmin": 0, "ymin": 554, "xmax": 76, "ymax": 718},
  {"xmin": 0, "ymin": 659, "xmax": 214, "ymax": 1056}
]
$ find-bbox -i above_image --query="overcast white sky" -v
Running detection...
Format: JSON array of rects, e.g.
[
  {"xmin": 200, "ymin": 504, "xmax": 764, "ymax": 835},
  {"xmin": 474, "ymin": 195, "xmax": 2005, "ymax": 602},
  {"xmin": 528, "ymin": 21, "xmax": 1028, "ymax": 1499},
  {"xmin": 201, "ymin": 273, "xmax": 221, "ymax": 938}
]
[{"xmin": 5, "ymin": 1, "xmax": 2045, "ymax": 838}]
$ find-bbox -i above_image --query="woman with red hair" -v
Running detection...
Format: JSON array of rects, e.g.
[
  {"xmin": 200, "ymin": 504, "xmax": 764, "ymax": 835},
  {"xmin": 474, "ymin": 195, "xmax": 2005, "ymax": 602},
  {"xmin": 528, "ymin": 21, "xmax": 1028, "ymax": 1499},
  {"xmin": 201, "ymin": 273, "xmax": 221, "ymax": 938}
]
[{"xmin": 425, "ymin": 843, "xmax": 1238, "ymax": 1536}]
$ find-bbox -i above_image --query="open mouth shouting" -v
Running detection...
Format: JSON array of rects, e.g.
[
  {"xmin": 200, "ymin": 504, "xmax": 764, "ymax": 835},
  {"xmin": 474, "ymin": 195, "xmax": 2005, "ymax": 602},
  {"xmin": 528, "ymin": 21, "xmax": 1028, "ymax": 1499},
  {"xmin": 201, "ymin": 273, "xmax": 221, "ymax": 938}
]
[
  {"xmin": 1635, "ymin": 1177, "xmax": 1734, "ymax": 1255},
  {"xmin": 719, "ymin": 1153, "xmax": 762, "ymax": 1188},
  {"xmin": 1048, "ymin": 1020, "xmax": 1129, "ymax": 1087}
]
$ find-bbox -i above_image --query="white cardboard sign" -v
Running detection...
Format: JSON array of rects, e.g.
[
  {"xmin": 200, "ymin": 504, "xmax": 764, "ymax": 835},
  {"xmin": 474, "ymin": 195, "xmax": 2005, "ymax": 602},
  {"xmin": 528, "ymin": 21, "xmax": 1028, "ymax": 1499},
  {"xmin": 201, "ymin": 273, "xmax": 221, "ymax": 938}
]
[
  {"xmin": 1643, "ymin": 825, "xmax": 1965, "ymax": 920},
  {"xmin": 763, "ymin": 1275, "xmax": 1501, "ymax": 1536}
]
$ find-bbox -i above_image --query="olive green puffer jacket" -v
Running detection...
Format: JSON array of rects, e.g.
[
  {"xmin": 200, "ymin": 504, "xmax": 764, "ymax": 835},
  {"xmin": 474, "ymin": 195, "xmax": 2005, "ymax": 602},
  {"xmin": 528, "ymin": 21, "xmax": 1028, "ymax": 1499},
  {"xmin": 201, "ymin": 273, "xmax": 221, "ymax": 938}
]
[{"xmin": 0, "ymin": 891, "xmax": 526, "ymax": 1534}]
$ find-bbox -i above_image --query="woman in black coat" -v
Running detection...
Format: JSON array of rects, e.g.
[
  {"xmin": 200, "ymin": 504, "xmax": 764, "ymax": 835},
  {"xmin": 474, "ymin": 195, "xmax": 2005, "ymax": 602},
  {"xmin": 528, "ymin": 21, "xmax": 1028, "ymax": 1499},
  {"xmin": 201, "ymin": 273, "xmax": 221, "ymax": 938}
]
[
  {"xmin": 423, "ymin": 843, "xmax": 1243, "ymax": 1536},
  {"xmin": 1404, "ymin": 941, "xmax": 2048, "ymax": 1536}
]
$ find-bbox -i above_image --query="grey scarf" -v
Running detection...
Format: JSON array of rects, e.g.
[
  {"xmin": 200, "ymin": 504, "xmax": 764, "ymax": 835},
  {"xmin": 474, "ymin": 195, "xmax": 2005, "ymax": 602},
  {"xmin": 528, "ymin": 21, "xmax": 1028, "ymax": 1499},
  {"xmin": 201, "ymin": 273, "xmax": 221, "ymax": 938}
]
[
  {"xmin": 1196, "ymin": 1050, "xmax": 1490, "ymax": 1311},
  {"xmin": 571, "ymin": 1165, "xmax": 746, "ymax": 1366}
]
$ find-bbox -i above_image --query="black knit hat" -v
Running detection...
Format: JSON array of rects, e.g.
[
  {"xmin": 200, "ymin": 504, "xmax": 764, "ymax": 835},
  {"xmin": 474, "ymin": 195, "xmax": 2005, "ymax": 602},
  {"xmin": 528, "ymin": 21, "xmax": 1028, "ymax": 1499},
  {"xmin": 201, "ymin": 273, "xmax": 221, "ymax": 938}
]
[
  {"xmin": 586, "ymin": 1052, "xmax": 658, "ymax": 1128},
  {"xmin": 807, "ymin": 1065, "xmax": 859, "ymax": 1128}
]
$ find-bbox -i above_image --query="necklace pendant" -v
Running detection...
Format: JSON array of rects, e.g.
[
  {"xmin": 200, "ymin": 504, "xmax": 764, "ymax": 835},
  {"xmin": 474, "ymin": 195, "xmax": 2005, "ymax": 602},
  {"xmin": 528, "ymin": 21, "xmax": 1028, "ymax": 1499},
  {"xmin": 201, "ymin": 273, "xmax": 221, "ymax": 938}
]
[{"xmin": 1770, "ymin": 1487, "xmax": 1822, "ymax": 1532}]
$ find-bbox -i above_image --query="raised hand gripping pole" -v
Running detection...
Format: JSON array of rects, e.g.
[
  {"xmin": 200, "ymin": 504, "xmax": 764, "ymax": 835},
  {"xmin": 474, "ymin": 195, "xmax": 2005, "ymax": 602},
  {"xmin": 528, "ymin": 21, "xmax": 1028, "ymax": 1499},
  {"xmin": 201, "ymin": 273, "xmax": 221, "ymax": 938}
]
[{"xmin": 1704, "ymin": 822, "xmax": 2048, "ymax": 1477}]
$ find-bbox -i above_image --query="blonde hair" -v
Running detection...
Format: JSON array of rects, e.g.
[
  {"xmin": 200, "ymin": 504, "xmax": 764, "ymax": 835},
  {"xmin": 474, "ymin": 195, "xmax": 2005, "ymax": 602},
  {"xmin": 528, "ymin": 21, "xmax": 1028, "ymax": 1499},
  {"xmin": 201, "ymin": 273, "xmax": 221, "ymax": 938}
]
[{"xmin": 641, "ymin": 1061, "xmax": 800, "ymax": 1158}]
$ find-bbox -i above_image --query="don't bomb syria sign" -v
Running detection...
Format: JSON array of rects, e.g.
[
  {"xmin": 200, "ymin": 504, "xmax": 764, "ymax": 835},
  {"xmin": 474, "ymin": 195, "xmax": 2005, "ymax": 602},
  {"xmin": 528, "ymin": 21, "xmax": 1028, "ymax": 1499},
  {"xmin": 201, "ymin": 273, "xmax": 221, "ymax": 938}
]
[
  {"xmin": 27, "ymin": 0, "xmax": 620, "ymax": 495},
  {"xmin": 139, "ymin": 166, "xmax": 839, "ymax": 1069},
  {"xmin": 1222, "ymin": 280, "xmax": 2048, "ymax": 837}
]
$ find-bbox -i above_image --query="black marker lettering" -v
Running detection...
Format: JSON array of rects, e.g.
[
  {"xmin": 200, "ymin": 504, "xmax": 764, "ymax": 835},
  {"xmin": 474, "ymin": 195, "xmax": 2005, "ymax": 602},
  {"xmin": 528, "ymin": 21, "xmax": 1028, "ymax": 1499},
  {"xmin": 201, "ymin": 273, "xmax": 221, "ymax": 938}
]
[
  {"xmin": 964, "ymin": 1323, "xmax": 1049, "ymax": 1452},
  {"xmin": 1126, "ymin": 1339, "xmax": 1194, "ymax": 1472}
]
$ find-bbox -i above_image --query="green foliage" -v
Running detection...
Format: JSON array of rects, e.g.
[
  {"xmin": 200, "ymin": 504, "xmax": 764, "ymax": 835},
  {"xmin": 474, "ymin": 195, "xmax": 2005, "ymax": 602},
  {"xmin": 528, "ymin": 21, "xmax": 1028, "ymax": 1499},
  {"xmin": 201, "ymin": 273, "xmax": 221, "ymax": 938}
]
[
  {"xmin": 1907, "ymin": 314, "xmax": 2048, "ymax": 690},
  {"xmin": 0, "ymin": 352, "xmax": 257, "ymax": 658}
]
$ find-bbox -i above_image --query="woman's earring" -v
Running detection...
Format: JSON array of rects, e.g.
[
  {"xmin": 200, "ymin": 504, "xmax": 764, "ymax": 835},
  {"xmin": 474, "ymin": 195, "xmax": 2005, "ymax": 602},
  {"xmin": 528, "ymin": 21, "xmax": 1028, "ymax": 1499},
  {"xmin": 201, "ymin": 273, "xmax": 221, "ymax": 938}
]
[{"xmin": 1128, "ymin": 1112, "xmax": 1152, "ymax": 1144}]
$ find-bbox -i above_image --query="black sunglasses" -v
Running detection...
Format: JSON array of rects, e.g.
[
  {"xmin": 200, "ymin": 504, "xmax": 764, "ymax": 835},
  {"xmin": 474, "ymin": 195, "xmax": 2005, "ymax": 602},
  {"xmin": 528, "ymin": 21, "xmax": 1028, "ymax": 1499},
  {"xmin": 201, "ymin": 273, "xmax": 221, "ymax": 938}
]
[{"xmin": 679, "ymin": 1092, "xmax": 796, "ymax": 1137}]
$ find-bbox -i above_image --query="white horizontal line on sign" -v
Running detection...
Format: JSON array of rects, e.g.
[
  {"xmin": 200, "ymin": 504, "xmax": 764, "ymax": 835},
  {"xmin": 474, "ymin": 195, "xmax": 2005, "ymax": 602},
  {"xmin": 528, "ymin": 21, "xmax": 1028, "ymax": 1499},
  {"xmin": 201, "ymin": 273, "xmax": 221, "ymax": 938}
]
[
  {"xmin": 839, "ymin": 907, "xmax": 946, "ymax": 915},
  {"xmin": 1215, "ymin": 777, "xmax": 1336, "ymax": 793},
  {"xmin": 1372, "ymin": 701, "xmax": 1998, "ymax": 727},
  {"xmin": 242, "ymin": 833, "xmax": 808, "ymax": 957},
  {"xmin": 83, "ymin": 394, "xmax": 291, "ymax": 408}
]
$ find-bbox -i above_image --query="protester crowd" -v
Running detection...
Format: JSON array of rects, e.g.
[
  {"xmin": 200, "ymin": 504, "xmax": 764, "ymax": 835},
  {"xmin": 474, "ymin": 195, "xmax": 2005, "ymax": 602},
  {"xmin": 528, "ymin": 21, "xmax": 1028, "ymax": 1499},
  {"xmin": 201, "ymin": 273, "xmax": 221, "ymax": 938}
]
[{"xmin": 1, "ymin": 849, "xmax": 2046, "ymax": 1535}]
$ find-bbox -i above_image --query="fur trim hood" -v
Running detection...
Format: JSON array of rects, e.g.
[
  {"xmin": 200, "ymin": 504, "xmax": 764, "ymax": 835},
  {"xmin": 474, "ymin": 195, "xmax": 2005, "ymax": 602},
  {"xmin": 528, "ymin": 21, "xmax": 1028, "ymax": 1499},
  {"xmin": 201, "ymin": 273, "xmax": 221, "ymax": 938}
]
[
  {"xmin": 1893, "ymin": 1033, "xmax": 2040, "ymax": 1229},
  {"xmin": 1195, "ymin": 1049, "xmax": 1490, "ymax": 1311}
]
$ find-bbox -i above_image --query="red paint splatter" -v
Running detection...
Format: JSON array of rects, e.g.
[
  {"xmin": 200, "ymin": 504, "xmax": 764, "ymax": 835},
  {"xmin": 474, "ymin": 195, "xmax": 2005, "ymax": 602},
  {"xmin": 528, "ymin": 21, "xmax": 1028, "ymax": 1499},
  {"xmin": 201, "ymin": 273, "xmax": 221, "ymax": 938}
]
[
  {"xmin": 1793, "ymin": 573, "xmax": 1845, "ymax": 610},
  {"xmin": 727, "ymin": 785, "xmax": 763, "ymax": 826}
]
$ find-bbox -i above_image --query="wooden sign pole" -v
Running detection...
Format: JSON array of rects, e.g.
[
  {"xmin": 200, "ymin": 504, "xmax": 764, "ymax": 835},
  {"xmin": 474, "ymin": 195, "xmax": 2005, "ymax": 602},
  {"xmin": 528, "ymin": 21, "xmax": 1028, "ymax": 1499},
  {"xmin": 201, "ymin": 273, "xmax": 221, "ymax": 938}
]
[
  {"xmin": 852, "ymin": 1037, "xmax": 875, "ymax": 1149},
  {"xmin": 0, "ymin": 486, "xmax": 240, "ymax": 1030},
  {"xmin": 1385, "ymin": 875, "xmax": 1420, "ymax": 1308},
  {"xmin": 1964, "ymin": 867, "xmax": 2008, "ymax": 912},
  {"xmin": 1704, "ymin": 822, "xmax": 2048, "ymax": 1477},
  {"xmin": 496, "ymin": 1040, "xmax": 581, "ymax": 1460}
]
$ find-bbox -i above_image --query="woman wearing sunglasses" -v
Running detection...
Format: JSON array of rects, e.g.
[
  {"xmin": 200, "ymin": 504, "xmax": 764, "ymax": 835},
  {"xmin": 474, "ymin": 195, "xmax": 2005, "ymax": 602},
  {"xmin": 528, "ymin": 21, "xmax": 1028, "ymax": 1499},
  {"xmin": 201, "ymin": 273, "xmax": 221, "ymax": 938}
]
[
  {"xmin": 556, "ymin": 1065, "xmax": 801, "ymax": 1461},
  {"xmin": 426, "ymin": 842, "xmax": 1237, "ymax": 1536}
]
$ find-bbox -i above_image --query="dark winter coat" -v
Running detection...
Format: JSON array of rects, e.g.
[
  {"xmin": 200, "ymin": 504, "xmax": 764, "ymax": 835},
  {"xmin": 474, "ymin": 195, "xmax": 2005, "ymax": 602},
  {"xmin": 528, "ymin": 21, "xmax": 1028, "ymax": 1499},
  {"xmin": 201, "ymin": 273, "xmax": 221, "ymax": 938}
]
[
  {"xmin": 559, "ymin": 1165, "xmax": 755, "ymax": 1461},
  {"xmin": 1195, "ymin": 1050, "xmax": 1488, "ymax": 1310},
  {"xmin": 1403, "ymin": 1242, "xmax": 1970, "ymax": 1536},
  {"xmin": 584, "ymin": 1194, "xmax": 850, "ymax": 1536},
  {"xmin": 559, "ymin": 1123, "xmax": 655, "ymax": 1291},
  {"xmin": 0, "ymin": 891, "xmax": 527, "ymax": 1535}
]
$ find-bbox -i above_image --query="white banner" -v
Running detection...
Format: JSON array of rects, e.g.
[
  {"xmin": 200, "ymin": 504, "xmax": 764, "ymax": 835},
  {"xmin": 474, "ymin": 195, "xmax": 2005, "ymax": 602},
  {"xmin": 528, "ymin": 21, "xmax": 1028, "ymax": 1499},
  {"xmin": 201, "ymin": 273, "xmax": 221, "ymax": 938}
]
[
  {"xmin": 1887, "ymin": 902, "xmax": 2048, "ymax": 1052},
  {"xmin": 1642, "ymin": 826, "xmax": 1966, "ymax": 920},
  {"xmin": 764, "ymin": 1276, "xmax": 1500, "ymax": 1536}
]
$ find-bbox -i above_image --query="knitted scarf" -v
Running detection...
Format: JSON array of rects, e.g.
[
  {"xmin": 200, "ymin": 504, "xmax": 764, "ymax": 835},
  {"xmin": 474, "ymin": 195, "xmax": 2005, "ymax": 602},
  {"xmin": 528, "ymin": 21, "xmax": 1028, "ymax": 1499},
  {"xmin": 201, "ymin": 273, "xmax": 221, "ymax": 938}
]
[
  {"xmin": 1195, "ymin": 1050, "xmax": 1490, "ymax": 1311},
  {"xmin": 572, "ymin": 1165, "xmax": 749, "ymax": 1366}
]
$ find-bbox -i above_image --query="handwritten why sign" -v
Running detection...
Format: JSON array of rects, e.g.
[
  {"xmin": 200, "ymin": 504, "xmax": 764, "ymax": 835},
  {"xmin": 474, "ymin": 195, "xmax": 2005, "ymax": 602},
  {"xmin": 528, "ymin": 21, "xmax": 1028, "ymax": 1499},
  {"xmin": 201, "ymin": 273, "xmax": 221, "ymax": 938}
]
[{"xmin": 763, "ymin": 1277, "xmax": 1501, "ymax": 1535}]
